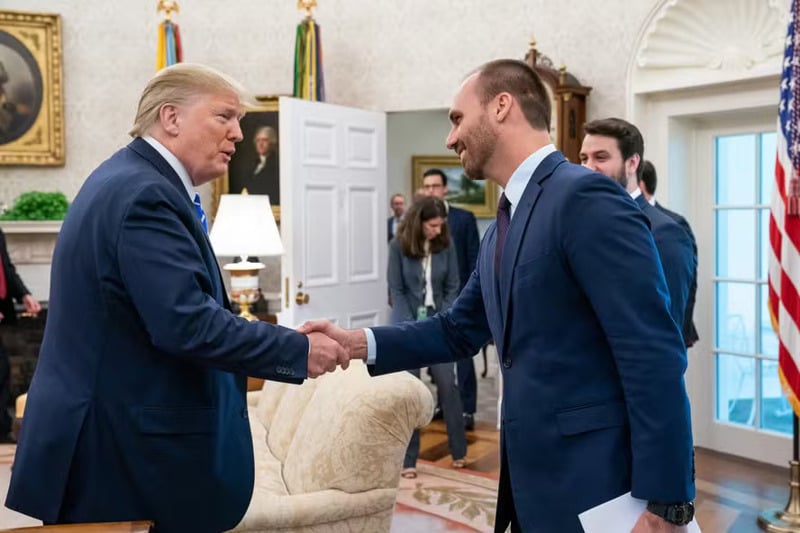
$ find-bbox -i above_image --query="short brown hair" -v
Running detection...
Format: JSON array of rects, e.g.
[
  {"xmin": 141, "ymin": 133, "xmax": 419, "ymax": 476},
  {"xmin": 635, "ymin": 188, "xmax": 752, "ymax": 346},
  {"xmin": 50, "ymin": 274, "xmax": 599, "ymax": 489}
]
[
  {"xmin": 396, "ymin": 196, "xmax": 449, "ymax": 259},
  {"xmin": 129, "ymin": 63, "xmax": 254, "ymax": 137},
  {"xmin": 640, "ymin": 160, "xmax": 657, "ymax": 195},
  {"xmin": 474, "ymin": 59, "xmax": 551, "ymax": 131},
  {"xmin": 584, "ymin": 118, "xmax": 645, "ymax": 178}
]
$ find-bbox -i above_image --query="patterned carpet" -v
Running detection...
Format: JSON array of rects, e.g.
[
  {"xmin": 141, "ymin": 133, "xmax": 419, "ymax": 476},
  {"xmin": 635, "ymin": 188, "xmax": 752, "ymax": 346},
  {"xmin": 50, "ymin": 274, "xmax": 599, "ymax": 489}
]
[{"xmin": 394, "ymin": 461, "xmax": 498, "ymax": 532}]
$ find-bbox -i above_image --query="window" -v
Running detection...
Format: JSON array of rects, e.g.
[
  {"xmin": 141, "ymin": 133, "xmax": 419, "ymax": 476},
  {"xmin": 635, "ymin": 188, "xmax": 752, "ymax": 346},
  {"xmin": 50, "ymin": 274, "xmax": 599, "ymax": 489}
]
[{"xmin": 713, "ymin": 131, "xmax": 787, "ymax": 433}]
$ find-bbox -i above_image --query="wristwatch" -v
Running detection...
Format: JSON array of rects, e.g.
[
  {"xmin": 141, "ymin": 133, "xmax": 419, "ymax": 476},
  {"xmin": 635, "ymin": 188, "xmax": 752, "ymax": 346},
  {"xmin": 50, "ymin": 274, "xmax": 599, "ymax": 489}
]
[{"xmin": 646, "ymin": 501, "xmax": 694, "ymax": 525}]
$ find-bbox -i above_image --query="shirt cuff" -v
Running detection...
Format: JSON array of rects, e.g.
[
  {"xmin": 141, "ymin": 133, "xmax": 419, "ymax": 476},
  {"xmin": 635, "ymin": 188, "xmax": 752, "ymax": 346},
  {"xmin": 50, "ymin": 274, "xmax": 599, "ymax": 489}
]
[{"xmin": 363, "ymin": 327, "xmax": 377, "ymax": 365}]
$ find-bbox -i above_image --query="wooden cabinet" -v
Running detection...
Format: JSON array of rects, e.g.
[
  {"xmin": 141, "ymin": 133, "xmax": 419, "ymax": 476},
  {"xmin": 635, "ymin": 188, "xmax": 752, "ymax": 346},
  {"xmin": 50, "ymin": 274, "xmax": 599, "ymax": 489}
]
[{"xmin": 524, "ymin": 39, "xmax": 591, "ymax": 164}]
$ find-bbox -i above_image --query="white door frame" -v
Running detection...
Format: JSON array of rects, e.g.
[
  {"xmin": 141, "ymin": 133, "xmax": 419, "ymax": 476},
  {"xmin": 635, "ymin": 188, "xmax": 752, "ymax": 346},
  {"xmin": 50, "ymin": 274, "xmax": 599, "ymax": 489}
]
[{"xmin": 632, "ymin": 80, "xmax": 786, "ymax": 465}]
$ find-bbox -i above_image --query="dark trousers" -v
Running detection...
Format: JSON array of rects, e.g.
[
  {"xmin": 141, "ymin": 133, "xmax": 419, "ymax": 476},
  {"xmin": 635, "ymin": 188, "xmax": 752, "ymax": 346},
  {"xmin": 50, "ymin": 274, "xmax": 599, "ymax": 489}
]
[
  {"xmin": 404, "ymin": 363, "xmax": 467, "ymax": 468},
  {"xmin": 457, "ymin": 357, "xmax": 477, "ymax": 414},
  {"xmin": 495, "ymin": 444, "xmax": 522, "ymax": 533}
]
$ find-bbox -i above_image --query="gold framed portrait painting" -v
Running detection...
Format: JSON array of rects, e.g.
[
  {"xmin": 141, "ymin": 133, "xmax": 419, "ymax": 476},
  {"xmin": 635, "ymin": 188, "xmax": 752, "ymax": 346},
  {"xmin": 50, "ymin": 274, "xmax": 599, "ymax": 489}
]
[
  {"xmin": 0, "ymin": 10, "xmax": 64, "ymax": 166},
  {"xmin": 411, "ymin": 155, "xmax": 499, "ymax": 218},
  {"xmin": 212, "ymin": 97, "xmax": 280, "ymax": 222}
]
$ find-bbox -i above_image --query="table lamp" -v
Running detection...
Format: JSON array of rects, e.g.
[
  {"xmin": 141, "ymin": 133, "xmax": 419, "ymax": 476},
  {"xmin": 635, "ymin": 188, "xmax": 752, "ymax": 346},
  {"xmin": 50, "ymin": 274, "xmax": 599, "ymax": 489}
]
[{"xmin": 209, "ymin": 194, "xmax": 284, "ymax": 321}]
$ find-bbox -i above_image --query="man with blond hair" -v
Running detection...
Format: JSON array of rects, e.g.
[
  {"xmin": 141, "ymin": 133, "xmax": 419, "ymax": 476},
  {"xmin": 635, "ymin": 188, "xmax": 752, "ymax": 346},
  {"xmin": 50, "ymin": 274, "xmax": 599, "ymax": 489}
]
[{"xmin": 6, "ymin": 63, "xmax": 345, "ymax": 532}]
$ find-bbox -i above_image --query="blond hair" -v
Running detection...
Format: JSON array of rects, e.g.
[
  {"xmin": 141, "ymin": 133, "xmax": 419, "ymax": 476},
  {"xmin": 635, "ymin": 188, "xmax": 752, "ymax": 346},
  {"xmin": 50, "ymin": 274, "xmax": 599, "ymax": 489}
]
[{"xmin": 129, "ymin": 63, "xmax": 255, "ymax": 137}]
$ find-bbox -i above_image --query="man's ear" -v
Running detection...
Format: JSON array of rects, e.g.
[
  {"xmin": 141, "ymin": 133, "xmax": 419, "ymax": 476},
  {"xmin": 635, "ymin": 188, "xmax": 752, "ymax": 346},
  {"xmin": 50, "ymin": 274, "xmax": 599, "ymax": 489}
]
[
  {"xmin": 626, "ymin": 153, "xmax": 641, "ymax": 180},
  {"xmin": 495, "ymin": 92, "xmax": 512, "ymax": 123},
  {"xmin": 159, "ymin": 103, "xmax": 180, "ymax": 136}
]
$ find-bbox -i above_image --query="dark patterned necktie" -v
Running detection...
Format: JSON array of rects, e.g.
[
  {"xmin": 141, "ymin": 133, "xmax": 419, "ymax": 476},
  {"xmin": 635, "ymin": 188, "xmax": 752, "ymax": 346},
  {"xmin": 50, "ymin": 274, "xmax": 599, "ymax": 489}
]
[{"xmin": 494, "ymin": 193, "xmax": 511, "ymax": 273}]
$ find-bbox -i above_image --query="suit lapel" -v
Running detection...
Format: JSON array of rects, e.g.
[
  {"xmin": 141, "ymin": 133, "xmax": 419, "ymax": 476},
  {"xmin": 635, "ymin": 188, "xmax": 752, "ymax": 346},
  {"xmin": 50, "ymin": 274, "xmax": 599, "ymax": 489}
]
[
  {"xmin": 128, "ymin": 138, "xmax": 228, "ymax": 307},
  {"xmin": 498, "ymin": 152, "xmax": 566, "ymax": 339}
]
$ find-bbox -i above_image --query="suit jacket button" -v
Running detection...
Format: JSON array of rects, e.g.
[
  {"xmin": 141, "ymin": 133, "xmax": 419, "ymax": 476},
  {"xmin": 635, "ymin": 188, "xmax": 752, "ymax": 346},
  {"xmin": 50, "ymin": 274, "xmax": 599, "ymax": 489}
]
[
  {"xmin": 241, "ymin": 408, "xmax": 248, "ymax": 419},
  {"xmin": 503, "ymin": 358, "xmax": 512, "ymax": 368}
]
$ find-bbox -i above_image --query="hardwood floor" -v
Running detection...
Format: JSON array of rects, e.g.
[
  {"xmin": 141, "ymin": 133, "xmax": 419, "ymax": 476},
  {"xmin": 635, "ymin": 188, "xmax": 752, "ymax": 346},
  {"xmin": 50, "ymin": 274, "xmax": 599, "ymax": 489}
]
[{"xmin": 393, "ymin": 419, "xmax": 792, "ymax": 532}]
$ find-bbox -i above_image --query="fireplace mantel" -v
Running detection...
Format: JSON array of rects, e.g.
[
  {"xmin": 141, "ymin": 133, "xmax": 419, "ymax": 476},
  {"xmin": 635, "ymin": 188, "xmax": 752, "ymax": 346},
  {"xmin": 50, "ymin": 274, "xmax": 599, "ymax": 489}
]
[{"xmin": 0, "ymin": 221, "xmax": 62, "ymax": 302}]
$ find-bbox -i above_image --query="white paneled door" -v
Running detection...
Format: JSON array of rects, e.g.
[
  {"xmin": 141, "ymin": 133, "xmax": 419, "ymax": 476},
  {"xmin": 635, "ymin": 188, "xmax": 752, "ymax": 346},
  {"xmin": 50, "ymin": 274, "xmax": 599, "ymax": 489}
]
[{"xmin": 277, "ymin": 97, "xmax": 387, "ymax": 332}]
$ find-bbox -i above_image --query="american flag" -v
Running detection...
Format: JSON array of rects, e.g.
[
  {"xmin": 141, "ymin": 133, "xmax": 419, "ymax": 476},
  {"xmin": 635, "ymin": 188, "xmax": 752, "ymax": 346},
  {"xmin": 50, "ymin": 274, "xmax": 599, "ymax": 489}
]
[{"xmin": 769, "ymin": 0, "xmax": 800, "ymax": 416}]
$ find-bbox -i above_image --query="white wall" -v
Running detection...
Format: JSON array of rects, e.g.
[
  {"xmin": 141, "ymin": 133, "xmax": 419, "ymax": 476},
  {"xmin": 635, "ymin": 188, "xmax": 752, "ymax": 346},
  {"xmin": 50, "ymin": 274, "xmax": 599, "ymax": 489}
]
[{"xmin": 2, "ymin": 0, "xmax": 659, "ymax": 208}]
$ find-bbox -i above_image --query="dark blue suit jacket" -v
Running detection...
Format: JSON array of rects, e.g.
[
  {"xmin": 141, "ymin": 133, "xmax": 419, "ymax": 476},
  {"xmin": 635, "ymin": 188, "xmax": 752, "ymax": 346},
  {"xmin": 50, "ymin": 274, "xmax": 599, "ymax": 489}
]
[
  {"xmin": 6, "ymin": 138, "xmax": 309, "ymax": 532},
  {"xmin": 369, "ymin": 152, "xmax": 694, "ymax": 532},
  {"xmin": 656, "ymin": 201, "xmax": 699, "ymax": 346},
  {"xmin": 635, "ymin": 195, "xmax": 695, "ymax": 335},
  {"xmin": 447, "ymin": 205, "xmax": 480, "ymax": 293}
]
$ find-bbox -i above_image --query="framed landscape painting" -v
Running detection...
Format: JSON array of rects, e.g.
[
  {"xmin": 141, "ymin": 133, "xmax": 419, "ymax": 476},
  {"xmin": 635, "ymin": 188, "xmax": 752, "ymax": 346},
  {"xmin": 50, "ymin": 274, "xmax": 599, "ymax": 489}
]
[{"xmin": 411, "ymin": 155, "xmax": 498, "ymax": 218}]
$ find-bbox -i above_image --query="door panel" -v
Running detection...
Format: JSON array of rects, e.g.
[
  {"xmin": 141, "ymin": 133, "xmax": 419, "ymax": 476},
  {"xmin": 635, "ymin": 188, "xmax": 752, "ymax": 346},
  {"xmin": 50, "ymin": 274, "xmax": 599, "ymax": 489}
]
[{"xmin": 278, "ymin": 98, "xmax": 387, "ymax": 330}]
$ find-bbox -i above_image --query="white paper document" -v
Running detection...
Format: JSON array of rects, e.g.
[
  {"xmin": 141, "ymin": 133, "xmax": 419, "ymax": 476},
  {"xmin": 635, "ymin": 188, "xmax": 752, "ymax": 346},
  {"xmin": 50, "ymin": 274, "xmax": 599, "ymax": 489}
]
[{"xmin": 578, "ymin": 492, "xmax": 701, "ymax": 533}]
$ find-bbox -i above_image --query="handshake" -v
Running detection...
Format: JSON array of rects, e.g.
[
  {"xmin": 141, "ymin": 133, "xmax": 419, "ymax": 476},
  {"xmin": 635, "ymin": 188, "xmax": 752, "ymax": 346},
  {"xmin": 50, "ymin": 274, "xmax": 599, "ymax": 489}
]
[{"xmin": 296, "ymin": 320, "xmax": 369, "ymax": 378}]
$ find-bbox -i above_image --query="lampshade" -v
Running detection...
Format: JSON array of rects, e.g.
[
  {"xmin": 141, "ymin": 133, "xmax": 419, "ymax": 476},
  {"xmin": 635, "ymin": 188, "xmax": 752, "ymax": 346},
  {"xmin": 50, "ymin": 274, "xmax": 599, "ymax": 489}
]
[{"xmin": 209, "ymin": 194, "xmax": 284, "ymax": 257}]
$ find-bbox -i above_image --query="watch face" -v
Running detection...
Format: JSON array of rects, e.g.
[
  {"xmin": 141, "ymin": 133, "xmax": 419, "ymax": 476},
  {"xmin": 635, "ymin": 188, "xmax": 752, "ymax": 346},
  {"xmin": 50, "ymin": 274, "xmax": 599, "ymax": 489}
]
[{"xmin": 668, "ymin": 503, "xmax": 694, "ymax": 525}]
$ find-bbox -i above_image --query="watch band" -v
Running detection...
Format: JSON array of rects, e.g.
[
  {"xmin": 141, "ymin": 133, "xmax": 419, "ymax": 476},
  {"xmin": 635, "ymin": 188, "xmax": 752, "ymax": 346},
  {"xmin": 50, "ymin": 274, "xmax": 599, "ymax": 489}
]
[{"xmin": 646, "ymin": 501, "xmax": 694, "ymax": 526}]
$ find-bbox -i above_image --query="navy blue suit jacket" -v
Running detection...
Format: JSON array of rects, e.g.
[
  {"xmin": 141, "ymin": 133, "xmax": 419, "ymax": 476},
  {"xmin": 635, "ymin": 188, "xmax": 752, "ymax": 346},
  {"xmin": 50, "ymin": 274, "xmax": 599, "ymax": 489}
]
[
  {"xmin": 447, "ymin": 205, "xmax": 480, "ymax": 293},
  {"xmin": 635, "ymin": 195, "xmax": 695, "ymax": 335},
  {"xmin": 369, "ymin": 152, "xmax": 694, "ymax": 532},
  {"xmin": 656, "ymin": 201, "xmax": 699, "ymax": 346},
  {"xmin": 7, "ymin": 138, "xmax": 309, "ymax": 532}
]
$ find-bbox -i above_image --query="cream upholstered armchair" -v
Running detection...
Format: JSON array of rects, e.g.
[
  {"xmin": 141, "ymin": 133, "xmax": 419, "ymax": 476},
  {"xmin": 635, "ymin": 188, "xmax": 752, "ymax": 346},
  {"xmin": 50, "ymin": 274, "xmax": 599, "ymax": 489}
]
[{"xmin": 230, "ymin": 360, "xmax": 434, "ymax": 533}]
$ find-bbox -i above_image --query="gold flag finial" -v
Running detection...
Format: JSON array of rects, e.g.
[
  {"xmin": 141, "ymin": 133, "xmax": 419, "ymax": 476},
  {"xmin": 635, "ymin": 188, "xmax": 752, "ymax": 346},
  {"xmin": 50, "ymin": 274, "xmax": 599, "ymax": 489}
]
[
  {"xmin": 157, "ymin": 0, "xmax": 180, "ymax": 22},
  {"xmin": 297, "ymin": 0, "xmax": 317, "ymax": 18}
]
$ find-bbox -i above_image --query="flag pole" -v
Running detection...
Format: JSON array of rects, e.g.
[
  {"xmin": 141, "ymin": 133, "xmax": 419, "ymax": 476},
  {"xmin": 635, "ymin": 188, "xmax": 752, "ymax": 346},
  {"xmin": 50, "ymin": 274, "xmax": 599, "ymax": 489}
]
[
  {"xmin": 759, "ymin": 0, "xmax": 800, "ymax": 529},
  {"xmin": 758, "ymin": 415, "xmax": 800, "ymax": 531}
]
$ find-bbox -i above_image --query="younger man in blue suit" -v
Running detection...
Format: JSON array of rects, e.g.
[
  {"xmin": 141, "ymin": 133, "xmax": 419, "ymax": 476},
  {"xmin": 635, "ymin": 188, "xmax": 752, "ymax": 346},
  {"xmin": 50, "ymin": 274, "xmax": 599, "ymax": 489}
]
[
  {"xmin": 6, "ymin": 64, "xmax": 346, "ymax": 533},
  {"xmin": 301, "ymin": 60, "xmax": 695, "ymax": 533},
  {"xmin": 580, "ymin": 118, "xmax": 695, "ymax": 332},
  {"xmin": 640, "ymin": 160, "xmax": 700, "ymax": 348}
]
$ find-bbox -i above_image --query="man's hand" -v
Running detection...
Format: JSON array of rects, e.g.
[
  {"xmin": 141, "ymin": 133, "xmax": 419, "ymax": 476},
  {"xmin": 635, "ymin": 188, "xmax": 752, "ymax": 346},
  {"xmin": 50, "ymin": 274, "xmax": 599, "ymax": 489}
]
[
  {"xmin": 22, "ymin": 294, "xmax": 41, "ymax": 315},
  {"xmin": 631, "ymin": 511, "xmax": 688, "ymax": 533},
  {"xmin": 306, "ymin": 331, "xmax": 348, "ymax": 378},
  {"xmin": 298, "ymin": 320, "xmax": 368, "ymax": 361}
]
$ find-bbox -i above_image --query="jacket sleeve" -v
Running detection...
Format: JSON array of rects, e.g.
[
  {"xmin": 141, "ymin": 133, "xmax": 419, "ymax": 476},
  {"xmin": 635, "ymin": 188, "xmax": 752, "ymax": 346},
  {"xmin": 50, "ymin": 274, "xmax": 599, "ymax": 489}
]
[
  {"xmin": 387, "ymin": 239, "xmax": 416, "ymax": 322},
  {"xmin": 116, "ymin": 186, "xmax": 309, "ymax": 383},
  {"xmin": 441, "ymin": 245, "xmax": 460, "ymax": 311},
  {"xmin": 561, "ymin": 174, "xmax": 694, "ymax": 503},
  {"xmin": 464, "ymin": 211, "xmax": 480, "ymax": 275},
  {"xmin": 652, "ymin": 221, "xmax": 695, "ymax": 333}
]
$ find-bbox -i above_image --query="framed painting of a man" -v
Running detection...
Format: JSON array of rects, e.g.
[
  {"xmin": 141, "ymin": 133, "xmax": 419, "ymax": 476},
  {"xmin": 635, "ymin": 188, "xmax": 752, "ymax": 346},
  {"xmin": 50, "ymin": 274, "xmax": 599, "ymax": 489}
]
[
  {"xmin": 212, "ymin": 97, "xmax": 280, "ymax": 221},
  {"xmin": 411, "ymin": 155, "xmax": 498, "ymax": 218},
  {"xmin": 0, "ymin": 10, "xmax": 64, "ymax": 166}
]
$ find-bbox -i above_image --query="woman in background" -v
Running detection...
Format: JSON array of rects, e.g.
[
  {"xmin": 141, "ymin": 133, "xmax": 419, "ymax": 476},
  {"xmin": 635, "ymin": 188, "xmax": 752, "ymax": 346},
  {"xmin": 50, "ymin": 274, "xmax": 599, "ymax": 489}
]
[{"xmin": 388, "ymin": 195, "xmax": 467, "ymax": 478}]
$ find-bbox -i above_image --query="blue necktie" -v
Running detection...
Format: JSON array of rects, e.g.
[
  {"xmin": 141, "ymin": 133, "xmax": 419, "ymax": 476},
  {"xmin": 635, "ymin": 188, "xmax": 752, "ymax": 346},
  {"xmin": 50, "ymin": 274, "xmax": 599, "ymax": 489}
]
[
  {"xmin": 494, "ymin": 193, "xmax": 511, "ymax": 273},
  {"xmin": 193, "ymin": 193, "xmax": 208, "ymax": 233}
]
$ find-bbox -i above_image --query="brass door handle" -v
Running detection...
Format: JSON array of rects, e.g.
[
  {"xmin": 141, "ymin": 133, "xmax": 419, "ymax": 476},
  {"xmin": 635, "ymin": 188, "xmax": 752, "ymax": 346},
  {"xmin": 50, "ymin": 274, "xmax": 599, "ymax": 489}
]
[{"xmin": 295, "ymin": 282, "xmax": 310, "ymax": 305}]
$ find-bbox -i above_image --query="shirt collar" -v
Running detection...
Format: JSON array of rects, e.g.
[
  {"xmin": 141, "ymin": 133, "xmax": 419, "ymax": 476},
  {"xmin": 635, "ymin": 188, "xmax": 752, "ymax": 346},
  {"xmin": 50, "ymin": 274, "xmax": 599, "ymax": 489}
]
[
  {"xmin": 648, "ymin": 196, "xmax": 656, "ymax": 206},
  {"xmin": 142, "ymin": 136, "xmax": 196, "ymax": 200},
  {"xmin": 502, "ymin": 144, "xmax": 557, "ymax": 219},
  {"xmin": 629, "ymin": 187, "xmax": 642, "ymax": 201}
]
